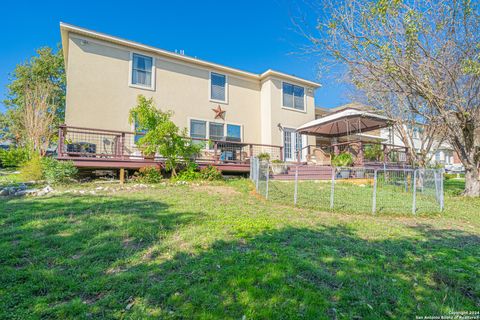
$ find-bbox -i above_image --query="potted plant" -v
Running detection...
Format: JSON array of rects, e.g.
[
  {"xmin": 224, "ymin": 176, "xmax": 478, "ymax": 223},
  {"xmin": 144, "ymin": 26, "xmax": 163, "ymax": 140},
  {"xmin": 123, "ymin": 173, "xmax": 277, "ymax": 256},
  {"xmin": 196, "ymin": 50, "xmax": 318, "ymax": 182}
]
[
  {"xmin": 257, "ymin": 153, "xmax": 271, "ymax": 162},
  {"xmin": 271, "ymin": 159, "xmax": 287, "ymax": 174},
  {"xmin": 332, "ymin": 152, "xmax": 354, "ymax": 178}
]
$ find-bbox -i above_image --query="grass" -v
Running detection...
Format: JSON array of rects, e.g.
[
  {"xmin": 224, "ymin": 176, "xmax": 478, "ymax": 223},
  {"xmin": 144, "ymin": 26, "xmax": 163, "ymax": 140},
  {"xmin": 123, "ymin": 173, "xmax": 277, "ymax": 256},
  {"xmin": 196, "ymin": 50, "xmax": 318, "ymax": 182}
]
[{"xmin": 0, "ymin": 176, "xmax": 479, "ymax": 319}]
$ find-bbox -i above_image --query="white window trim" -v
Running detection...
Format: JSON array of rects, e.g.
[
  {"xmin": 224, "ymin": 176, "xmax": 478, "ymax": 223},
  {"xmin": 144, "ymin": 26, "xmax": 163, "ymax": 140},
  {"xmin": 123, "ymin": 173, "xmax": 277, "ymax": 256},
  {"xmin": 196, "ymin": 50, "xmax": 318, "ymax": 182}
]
[
  {"xmin": 282, "ymin": 125, "xmax": 307, "ymax": 161},
  {"xmin": 281, "ymin": 81, "xmax": 307, "ymax": 113},
  {"xmin": 209, "ymin": 71, "xmax": 229, "ymax": 104},
  {"xmin": 129, "ymin": 52, "xmax": 156, "ymax": 91},
  {"xmin": 188, "ymin": 117, "xmax": 243, "ymax": 149}
]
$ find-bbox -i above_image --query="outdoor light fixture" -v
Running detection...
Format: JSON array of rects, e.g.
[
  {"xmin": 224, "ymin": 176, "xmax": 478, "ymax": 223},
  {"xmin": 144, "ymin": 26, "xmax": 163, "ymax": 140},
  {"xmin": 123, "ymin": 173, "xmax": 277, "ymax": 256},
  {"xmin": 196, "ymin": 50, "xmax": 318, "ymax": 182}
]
[{"xmin": 277, "ymin": 123, "xmax": 283, "ymax": 131}]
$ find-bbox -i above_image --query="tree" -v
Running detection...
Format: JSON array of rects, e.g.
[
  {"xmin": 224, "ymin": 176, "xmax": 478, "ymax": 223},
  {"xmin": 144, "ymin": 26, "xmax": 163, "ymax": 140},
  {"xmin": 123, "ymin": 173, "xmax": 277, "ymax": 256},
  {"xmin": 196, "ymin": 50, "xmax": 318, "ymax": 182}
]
[
  {"xmin": 300, "ymin": 0, "xmax": 480, "ymax": 196},
  {"xmin": 20, "ymin": 82, "xmax": 58, "ymax": 155},
  {"xmin": 129, "ymin": 95, "xmax": 201, "ymax": 176},
  {"xmin": 3, "ymin": 46, "xmax": 65, "ymax": 146}
]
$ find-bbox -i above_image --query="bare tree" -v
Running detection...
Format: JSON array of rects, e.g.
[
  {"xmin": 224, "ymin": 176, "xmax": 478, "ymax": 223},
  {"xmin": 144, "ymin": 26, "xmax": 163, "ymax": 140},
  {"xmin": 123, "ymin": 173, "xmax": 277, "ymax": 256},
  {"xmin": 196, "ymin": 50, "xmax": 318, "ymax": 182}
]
[
  {"xmin": 359, "ymin": 84, "xmax": 447, "ymax": 167},
  {"xmin": 20, "ymin": 83, "xmax": 58, "ymax": 155},
  {"xmin": 299, "ymin": 0, "xmax": 480, "ymax": 196}
]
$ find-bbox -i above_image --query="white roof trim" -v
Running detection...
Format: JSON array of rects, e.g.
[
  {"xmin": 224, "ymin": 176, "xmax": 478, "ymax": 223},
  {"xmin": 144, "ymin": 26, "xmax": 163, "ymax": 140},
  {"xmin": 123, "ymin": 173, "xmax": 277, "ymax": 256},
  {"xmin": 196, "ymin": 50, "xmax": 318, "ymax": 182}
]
[{"xmin": 59, "ymin": 22, "xmax": 321, "ymax": 88}]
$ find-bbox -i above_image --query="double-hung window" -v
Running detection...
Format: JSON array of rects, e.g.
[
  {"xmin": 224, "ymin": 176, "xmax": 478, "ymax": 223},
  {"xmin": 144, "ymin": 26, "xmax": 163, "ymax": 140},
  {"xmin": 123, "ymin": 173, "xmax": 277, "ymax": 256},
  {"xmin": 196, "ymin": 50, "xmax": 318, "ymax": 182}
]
[
  {"xmin": 210, "ymin": 72, "xmax": 227, "ymax": 102},
  {"xmin": 131, "ymin": 53, "xmax": 154, "ymax": 89},
  {"xmin": 282, "ymin": 82, "xmax": 305, "ymax": 111},
  {"xmin": 190, "ymin": 120, "xmax": 207, "ymax": 145},
  {"xmin": 209, "ymin": 122, "xmax": 224, "ymax": 141}
]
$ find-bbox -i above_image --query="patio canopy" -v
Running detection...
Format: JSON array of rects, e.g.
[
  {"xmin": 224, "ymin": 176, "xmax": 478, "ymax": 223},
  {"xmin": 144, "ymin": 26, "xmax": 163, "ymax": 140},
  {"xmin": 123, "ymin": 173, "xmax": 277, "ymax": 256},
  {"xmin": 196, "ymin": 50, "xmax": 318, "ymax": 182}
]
[{"xmin": 296, "ymin": 108, "xmax": 393, "ymax": 138}]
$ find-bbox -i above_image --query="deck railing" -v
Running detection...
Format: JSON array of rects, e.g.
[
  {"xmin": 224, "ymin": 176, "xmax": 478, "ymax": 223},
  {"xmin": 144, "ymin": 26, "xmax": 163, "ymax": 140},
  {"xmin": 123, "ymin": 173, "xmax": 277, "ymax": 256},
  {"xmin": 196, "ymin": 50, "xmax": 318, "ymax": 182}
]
[
  {"xmin": 57, "ymin": 125, "xmax": 283, "ymax": 165},
  {"xmin": 331, "ymin": 140, "xmax": 410, "ymax": 166}
]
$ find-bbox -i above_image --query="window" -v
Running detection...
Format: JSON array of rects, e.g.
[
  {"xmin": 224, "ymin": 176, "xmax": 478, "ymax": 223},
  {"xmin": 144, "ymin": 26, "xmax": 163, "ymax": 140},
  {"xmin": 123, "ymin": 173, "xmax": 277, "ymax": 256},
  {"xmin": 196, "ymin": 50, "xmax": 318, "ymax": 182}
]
[
  {"xmin": 190, "ymin": 119, "xmax": 242, "ymax": 147},
  {"xmin": 131, "ymin": 53, "xmax": 153, "ymax": 88},
  {"xmin": 134, "ymin": 120, "xmax": 147, "ymax": 144},
  {"xmin": 190, "ymin": 120, "xmax": 207, "ymax": 143},
  {"xmin": 210, "ymin": 72, "xmax": 227, "ymax": 102},
  {"xmin": 226, "ymin": 124, "xmax": 241, "ymax": 142},
  {"xmin": 282, "ymin": 82, "xmax": 305, "ymax": 111},
  {"xmin": 209, "ymin": 122, "xmax": 224, "ymax": 141}
]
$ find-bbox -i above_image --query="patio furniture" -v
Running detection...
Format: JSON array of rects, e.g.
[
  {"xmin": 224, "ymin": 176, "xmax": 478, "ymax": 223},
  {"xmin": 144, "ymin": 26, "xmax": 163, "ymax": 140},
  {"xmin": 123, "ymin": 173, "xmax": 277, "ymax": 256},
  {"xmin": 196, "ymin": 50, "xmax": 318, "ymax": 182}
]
[{"xmin": 306, "ymin": 148, "xmax": 332, "ymax": 165}]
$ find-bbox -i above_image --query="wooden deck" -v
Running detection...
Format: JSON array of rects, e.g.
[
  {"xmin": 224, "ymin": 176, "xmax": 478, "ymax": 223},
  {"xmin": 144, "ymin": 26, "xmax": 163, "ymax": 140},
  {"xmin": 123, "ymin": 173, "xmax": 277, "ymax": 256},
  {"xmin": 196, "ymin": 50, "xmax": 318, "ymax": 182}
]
[
  {"xmin": 57, "ymin": 155, "xmax": 252, "ymax": 173},
  {"xmin": 56, "ymin": 125, "xmax": 283, "ymax": 173}
]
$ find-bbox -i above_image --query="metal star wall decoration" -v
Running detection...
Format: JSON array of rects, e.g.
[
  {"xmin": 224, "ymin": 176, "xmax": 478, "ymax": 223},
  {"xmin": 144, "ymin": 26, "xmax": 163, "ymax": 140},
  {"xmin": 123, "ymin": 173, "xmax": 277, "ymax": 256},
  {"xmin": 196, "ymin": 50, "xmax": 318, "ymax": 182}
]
[{"xmin": 212, "ymin": 105, "xmax": 226, "ymax": 120}]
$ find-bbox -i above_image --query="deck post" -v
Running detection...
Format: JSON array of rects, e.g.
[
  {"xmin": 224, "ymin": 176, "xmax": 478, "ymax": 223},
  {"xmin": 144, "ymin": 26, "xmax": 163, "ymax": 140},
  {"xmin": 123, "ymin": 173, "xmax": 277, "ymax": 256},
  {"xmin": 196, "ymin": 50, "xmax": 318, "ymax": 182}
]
[
  {"xmin": 119, "ymin": 168, "xmax": 125, "ymax": 184},
  {"xmin": 279, "ymin": 147, "xmax": 284, "ymax": 161},
  {"xmin": 57, "ymin": 126, "xmax": 65, "ymax": 158},
  {"xmin": 120, "ymin": 133, "xmax": 125, "ymax": 160},
  {"xmin": 214, "ymin": 142, "xmax": 219, "ymax": 164},
  {"xmin": 383, "ymin": 145, "xmax": 389, "ymax": 163},
  {"xmin": 249, "ymin": 144, "xmax": 253, "ymax": 158},
  {"xmin": 357, "ymin": 141, "xmax": 364, "ymax": 166}
]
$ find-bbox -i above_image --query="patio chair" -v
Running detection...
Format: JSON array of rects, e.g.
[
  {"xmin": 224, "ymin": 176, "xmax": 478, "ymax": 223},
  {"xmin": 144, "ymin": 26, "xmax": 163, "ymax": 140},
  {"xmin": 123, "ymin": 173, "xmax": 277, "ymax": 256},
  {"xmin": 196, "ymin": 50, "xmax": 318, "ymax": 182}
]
[{"xmin": 306, "ymin": 148, "xmax": 332, "ymax": 165}]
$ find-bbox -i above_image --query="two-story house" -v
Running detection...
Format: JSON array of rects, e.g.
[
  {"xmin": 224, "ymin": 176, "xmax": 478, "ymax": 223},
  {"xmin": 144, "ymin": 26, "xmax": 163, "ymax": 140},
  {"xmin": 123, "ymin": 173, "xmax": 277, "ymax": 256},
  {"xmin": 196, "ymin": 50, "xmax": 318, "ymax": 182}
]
[{"xmin": 59, "ymin": 23, "xmax": 320, "ymax": 169}]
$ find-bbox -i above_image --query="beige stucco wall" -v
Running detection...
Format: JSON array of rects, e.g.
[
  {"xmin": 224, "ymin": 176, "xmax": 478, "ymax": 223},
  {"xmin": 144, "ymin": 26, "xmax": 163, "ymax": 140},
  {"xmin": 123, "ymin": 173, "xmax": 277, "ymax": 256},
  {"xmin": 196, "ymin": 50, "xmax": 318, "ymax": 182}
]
[{"xmin": 65, "ymin": 32, "xmax": 317, "ymax": 148}]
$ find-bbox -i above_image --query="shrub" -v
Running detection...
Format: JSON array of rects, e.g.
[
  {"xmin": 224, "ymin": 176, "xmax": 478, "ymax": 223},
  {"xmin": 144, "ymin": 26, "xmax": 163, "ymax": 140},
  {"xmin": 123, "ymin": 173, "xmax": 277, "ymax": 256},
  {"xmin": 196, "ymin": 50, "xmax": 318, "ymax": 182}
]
[
  {"xmin": 199, "ymin": 165, "xmax": 223, "ymax": 181},
  {"xmin": 257, "ymin": 153, "xmax": 271, "ymax": 161},
  {"xmin": 363, "ymin": 144, "xmax": 383, "ymax": 161},
  {"xmin": 176, "ymin": 164, "xmax": 201, "ymax": 181},
  {"xmin": 0, "ymin": 147, "xmax": 30, "ymax": 167},
  {"xmin": 134, "ymin": 166, "xmax": 163, "ymax": 183},
  {"xmin": 331, "ymin": 152, "xmax": 354, "ymax": 167},
  {"xmin": 271, "ymin": 159, "xmax": 284, "ymax": 164},
  {"xmin": 129, "ymin": 95, "xmax": 201, "ymax": 176},
  {"xmin": 20, "ymin": 155, "xmax": 44, "ymax": 181},
  {"xmin": 41, "ymin": 157, "xmax": 78, "ymax": 184}
]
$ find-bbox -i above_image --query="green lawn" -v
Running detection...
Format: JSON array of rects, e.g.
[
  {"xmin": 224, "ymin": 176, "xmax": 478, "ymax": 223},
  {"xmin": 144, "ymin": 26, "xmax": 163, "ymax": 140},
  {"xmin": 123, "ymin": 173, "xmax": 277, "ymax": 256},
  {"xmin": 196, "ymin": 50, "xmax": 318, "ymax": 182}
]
[{"xmin": 0, "ymin": 178, "xmax": 479, "ymax": 319}]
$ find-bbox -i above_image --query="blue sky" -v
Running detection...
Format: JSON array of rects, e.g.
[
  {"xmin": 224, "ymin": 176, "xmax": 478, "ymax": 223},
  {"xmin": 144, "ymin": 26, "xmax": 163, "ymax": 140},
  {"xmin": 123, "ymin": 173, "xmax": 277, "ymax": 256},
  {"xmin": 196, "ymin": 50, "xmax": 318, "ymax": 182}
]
[{"xmin": 0, "ymin": 0, "xmax": 351, "ymax": 113}]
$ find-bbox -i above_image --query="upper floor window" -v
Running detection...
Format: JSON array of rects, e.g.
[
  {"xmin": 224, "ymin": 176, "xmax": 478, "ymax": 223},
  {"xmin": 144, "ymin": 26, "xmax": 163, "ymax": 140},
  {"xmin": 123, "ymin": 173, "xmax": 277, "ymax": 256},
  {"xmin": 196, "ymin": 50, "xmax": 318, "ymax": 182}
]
[
  {"xmin": 131, "ymin": 53, "xmax": 154, "ymax": 89},
  {"xmin": 282, "ymin": 82, "xmax": 305, "ymax": 111},
  {"xmin": 210, "ymin": 72, "xmax": 227, "ymax": 103}
]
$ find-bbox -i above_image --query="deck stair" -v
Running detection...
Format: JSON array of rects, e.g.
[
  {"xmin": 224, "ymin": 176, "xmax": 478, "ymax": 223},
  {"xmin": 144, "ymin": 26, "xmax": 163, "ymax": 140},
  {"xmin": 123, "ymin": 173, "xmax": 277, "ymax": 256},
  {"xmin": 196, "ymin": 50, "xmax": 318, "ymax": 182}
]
[{"xmin": 270, "ymin": 165, "xmax": 333, "ymax": 180}]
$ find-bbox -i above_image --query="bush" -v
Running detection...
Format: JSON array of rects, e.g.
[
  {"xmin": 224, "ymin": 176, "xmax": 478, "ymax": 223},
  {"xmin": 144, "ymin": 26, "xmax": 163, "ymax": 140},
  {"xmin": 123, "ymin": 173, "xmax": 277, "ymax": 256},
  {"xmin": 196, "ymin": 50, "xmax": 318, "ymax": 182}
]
[
  {"xmin": 42, "ymin": 157, "xmax": 78, "ymax": 184},
  {"xmin": 332, "ymin": 152, "xmax": 354, "ymax": 167},
  {"xmin": 257, "ymin": 153, "xmax": 271, "ymax": 161},
  {"xmin": 176, "ymin": 164, "xmax": 201, "ymax": 181},
  {"xmin": 134, "ymin": 166, "xmax": 163, "ymax": 183},
  {"xmin": 199, "ymin": 165, "xmax": 223, "ymax": 181},
  {"xmin": 0, "ymin": 147, "xmax": 30, "ymax": 167},
  {"xmin": 20, "ymin": 155, "xmax": 44, "ymax": 181}
]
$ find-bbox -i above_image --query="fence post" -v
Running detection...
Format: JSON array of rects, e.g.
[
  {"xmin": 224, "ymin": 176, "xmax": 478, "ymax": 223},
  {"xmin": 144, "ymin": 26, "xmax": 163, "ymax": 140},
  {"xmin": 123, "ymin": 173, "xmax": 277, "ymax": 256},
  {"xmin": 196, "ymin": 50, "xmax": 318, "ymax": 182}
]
[
  {"xmin": 255, "ymin": 159, "xmax": 260, "ymax": 191},
  {"xmin": 372, "ymin": 169, "xmax": 378, "ymax": 214},
  {"xmin": 412, "ymin": 169, "xmax": 417, "ymax": 215},
  {"xmin": 265, "ymin": 163, "xmax": 270, "ymax": 200},
  {"xmin": 330, "ymin": 167, "xmax": 335, "ymax": 209},
  {"xmin": 440, "ymin": 169, "xmax": 444, "ymax": 212},
  {"xmin": 294, "ymin": 165, "xmax": 299, "ymax": 206}
]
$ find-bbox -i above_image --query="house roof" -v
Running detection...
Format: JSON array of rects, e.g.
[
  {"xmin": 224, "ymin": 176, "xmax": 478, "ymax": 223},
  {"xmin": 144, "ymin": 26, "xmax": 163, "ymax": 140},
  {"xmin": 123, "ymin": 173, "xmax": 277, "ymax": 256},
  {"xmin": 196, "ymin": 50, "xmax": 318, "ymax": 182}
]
[
  {"xmin": 297, "ymin": 107, "xmax": 393, "ymax": 137},
  {"xmin": 59, "ymin": 22, "xmax": 321, "ymax": 88}
]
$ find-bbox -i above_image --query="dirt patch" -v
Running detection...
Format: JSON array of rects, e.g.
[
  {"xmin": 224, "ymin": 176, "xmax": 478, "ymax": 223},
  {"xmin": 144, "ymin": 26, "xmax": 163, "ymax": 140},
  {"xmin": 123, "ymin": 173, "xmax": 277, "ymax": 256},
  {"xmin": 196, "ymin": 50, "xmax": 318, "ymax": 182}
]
[{"xmin": 191, "ymin": 184, "xmax": 240, "ymax": 197}]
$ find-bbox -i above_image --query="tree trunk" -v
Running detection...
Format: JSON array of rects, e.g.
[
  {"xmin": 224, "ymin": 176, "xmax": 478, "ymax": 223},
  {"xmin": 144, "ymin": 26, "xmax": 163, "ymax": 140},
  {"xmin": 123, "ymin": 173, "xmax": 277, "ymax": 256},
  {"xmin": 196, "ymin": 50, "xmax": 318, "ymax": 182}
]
[{"xmin": 464, "ymin": 166, "xmax": 480, "ymax": 197}]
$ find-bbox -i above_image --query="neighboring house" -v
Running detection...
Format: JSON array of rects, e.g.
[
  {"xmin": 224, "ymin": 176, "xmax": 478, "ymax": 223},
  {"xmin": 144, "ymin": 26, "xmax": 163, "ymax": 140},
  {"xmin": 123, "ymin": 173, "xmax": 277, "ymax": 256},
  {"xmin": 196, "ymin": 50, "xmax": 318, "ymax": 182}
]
[{"xmin": 59, "ymin": 23, "xmax": 320, "ymax": 163}]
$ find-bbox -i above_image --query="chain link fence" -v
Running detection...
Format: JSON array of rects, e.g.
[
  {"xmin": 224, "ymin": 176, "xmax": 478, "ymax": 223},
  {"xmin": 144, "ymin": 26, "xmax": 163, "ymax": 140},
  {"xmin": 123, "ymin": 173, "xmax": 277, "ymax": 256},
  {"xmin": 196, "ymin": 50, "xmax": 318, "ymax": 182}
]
[{"xmin": 250, "ymin": 157, "xmax": 444, "ymax": 215}]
